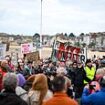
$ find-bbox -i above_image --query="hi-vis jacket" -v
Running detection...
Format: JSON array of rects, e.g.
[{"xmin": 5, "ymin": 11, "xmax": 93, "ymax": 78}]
[{"xmin": 84, "ymin": 66, "xmax": 96, "ymax": 84}]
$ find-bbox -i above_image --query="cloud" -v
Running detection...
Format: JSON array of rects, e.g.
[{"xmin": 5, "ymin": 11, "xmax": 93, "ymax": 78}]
[
  {"xmin": 43, "ymin": 0, "xmax": 105, "ymax": 35},
  {"xmin": 0, "ymin": 0, "xmax": 105, "ymax": 35}
]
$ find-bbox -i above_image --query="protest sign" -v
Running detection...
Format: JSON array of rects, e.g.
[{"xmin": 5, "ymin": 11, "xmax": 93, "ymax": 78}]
[
  {"xmin": 0, "ymin": 44, "xmax": 6, "ymax": 60},
  {"xmin": 21, "ymin": 43, "xmax": 33, "ymax": 54},
  {"xmin": 26, "ymin": 51, "xmax": 40, "ymax": 62},
  {"xmin": 51, "ymin": 40, "xmax": 87, "ymax": 62},
  {"xmin": 51, "ymin": 41, "xmax": 81, "ymax": 62}
]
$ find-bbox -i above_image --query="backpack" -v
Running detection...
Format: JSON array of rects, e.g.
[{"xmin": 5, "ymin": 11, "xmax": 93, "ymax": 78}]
[
  {"xmin": 28, "ymin": 90, "xmax": 40, "ymax": 105},
  {"xmin": 16, "ymin": 86, "xmax": 29, "ymax": 103}
]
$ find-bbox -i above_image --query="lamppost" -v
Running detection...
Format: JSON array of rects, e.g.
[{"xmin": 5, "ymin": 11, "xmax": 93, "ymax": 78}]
[{"xmin": 39, "ymin": 0, "xmax": 43, "ymax": 58}]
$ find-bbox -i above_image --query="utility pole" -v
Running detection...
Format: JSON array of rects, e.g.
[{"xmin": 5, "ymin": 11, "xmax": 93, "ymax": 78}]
[{"xmin": 39, "ymin": 0, "xmax": 43, "ymax": 58}]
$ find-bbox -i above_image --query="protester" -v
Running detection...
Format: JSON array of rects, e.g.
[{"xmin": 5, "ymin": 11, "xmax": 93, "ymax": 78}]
[
  {"xmin": 84, "ymin": 59, "xmax": 96, "ymax": 85},
  {"xmin": 73, "ymin": 62, "xmax": 86, "ymax": 99},
  {"xmin": 96, "ymin": 67, "xmax": 105, "ymax": 76},
  {"xmin": 16, "ymin": 59, "xmax": 25, "ymax": 75},
  {"xmin": 28, "ymin": 74, "xmax": 52, "ymax": 105},
  {"xmin": 34, "ymin": 63, "xmax": 43, "ymax": 74},
  {"xmin": 87, "ymin": 81, "xmax": 100, "ymax": 94},
  {"xmin": 0, "ymin": 53, "xmax": 104, "ymax": 105},
  {"xmin": 94, "ymin": 60, "xmax": 100, "ymax": 70},
  {"xmin": 1, "ymin": 59, "xmax": 12, "ymax": 72},
  {"xmin": 42, "ymin": 76, "xmax": 78, "ymax": 105},
  {"xmin": 56, "ymin": 67, "xmax": 67, "ymax": 76},
  {"xmin": 82, "ymin": 76, "xmax": 105, "ymax": 105},
  {"xmin": 0, "ymin": 73, "xmax": 28, "ymax": 105},
  {"xmin": 24, "ymin": 61, "xmax": 34, "ymax": 79},
  {"xmin": 0, "ymin": 60, "xmax": 10, "ymax": 91},
  {"xmin": 66, "ymin": 60, "xmax": 73, "ymax": 73},
  {"xmin": 68, "ymin": 61, "xmax": 78, "ymax": 85},
  {"xmin": 42, "ymin": 60, "xmax": 57, "ymax": 77},
  {"xmin": 5, "ymin": 55, "xmax": 15, "ymax": 71},
  {"xmin": 56, "ymin": 67, "xmax": 72, "ymax": 97},
  {"xmin": 17, "ymin": 73, "xmax": 26, "ymax": 87}
]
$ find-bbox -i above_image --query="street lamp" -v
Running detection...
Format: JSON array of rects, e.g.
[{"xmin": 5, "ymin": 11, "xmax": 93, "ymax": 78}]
[{"xmin": 40, "ymin": 0, "xmax": 43, "ymax": 58}]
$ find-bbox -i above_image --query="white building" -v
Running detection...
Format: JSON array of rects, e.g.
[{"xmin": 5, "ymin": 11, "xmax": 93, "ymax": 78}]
[
  {"xmin": 83, "ymin": 35, "xmax": 91, "ymax": 45},
  {"xmin": 78, "ymin": 34, "xmax": 91, "ymax": 45}
]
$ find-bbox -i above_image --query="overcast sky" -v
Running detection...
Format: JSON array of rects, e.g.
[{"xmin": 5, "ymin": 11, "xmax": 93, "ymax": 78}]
[{"xmin": 0, "ymin": 0, "xmax": 105, "ymax": 35}]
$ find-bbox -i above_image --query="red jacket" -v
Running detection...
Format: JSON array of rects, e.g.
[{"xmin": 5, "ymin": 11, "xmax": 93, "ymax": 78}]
[
  {"xmin": 8, "ymin": 63, "xmax": 14, "ymax": 71},
  {"xmin": 0, "ymin": 68, "xmax": 6, "ymax": 91},
  {"xmin": 43, "ymin": 92, "xmax": 78, "ymax": 105}
]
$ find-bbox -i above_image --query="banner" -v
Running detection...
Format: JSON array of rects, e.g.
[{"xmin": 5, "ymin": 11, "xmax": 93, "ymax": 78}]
[
  {"xmin": 0, "ymin": 44, "xmax": 6, "ymax": 60},
  {"xmin": 21, "ymin": 43, "xmax": 33, "ymax": 54},
  {"xmin": 51, "ymin": 41, "xmax": 81, "ymax": 62}
]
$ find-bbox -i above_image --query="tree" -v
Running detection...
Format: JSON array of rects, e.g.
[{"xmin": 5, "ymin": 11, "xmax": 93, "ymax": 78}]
[
  {"xmin": 101, "ymin": 35, "xmax": 104, "ymax": 46},
  {"xmin": 17, "ymin": 39, "xmax": 22, "ymax": 45},
  {"xmin": 33, "ymin": 33, "xmax": 40, "ymax": 48},
  {"xmin": 74, "ymin": 42, "xmax": 81, "ymax": 47},
  {"xmin": 69, "ymin": 33, "xmax": 75, "ymax": 37},
  {"xmin": 33, "ymin": 33, "xmax": 40, "ymax": 42},
  {"xmin": 91, "ymin": 33, "xmax": 97, "ymax": 45},
  {"xmin": 82, "ymin": 43, "xmax": 86, "ymax": 47},
  {"xmin": 64, "ymin": 33, "xmax": 68, "ymax": 37},
  {"xmin": 88, "ymin": 42, "xmax": 96, "ymax": 49},
  {"xmin": 80, "ymin": 33, "xmax": 85, "ymax": 41},
  {"xmin": 33, "ymin": 33, "xmax": 40, "ymax": 38},
  {"xmin": 80, "ymin": 33, "xmax": 84, "ymax": 36}
]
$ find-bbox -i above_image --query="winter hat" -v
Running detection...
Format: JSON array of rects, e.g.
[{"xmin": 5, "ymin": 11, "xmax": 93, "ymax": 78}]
[
  {"xmin": 17, "ymin": 73, "xmax": 26, "ymax": 87},
  {"xmin": 86, "ymin": 59, "xmax": 91, "ymax": 64}
]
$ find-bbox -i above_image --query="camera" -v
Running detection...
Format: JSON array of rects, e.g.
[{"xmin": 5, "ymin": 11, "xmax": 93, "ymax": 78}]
[{"xmin": 89, "ymin": 84, "xmax": 96, "ymax": 90}]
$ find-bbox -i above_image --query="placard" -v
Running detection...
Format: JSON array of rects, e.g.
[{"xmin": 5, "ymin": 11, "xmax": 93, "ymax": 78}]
[
  {"xmin": 0, "ymin": 44, "xmax": 6, "ymax": 60},
  {"xmin": 26, "ymin": 51, "xmax": 40, "ymax": 62},
  {"xmin": 21, "ymin": 43, "xmax": 33, "ymax": 54}
]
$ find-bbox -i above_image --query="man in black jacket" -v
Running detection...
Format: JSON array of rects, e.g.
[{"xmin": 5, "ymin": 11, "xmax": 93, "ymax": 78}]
[
  {"xmin": 67, "ymin": 61, "xmax": 91, "ymax": 98},
  {"xmin": 73, "ymin": 62, "xmax": 92, "ymax": 99}
]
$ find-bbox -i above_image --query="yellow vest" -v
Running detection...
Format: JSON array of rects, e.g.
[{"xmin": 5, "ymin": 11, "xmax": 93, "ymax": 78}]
[{"xmin": 84, "ymin": 66, "xmax": 96, "ymax": 84}]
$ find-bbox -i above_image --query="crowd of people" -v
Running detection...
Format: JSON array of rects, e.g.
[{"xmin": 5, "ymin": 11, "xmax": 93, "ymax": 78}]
[{"xmin": 0, "ymin": 55, "xmax": 105, "ymax": 105}]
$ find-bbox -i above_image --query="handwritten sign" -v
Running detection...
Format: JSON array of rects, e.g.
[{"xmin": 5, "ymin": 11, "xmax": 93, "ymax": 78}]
[
  {"xmin": 0, "ymin": 44, "xmax": 6, "ymax": 60},
  {"xmin": 21, "ymin": 43, "xmax": 33, "ymax": 54},
  {"xmin": 26, "ymin": 51, "xmax": 40, "ymax": 62}
]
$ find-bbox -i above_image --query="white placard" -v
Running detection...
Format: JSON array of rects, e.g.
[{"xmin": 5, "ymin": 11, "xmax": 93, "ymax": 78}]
[
  {"xmin": 80, "ymin": 47, "xmax": 87, "ymax": 62},
  {"xmin": 21, "ymin": 43, "xmax": 33, "ymax": 54},
  {"xmin": 0, "ymin": 44, "xmax": 6, "ymax": 60}
]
